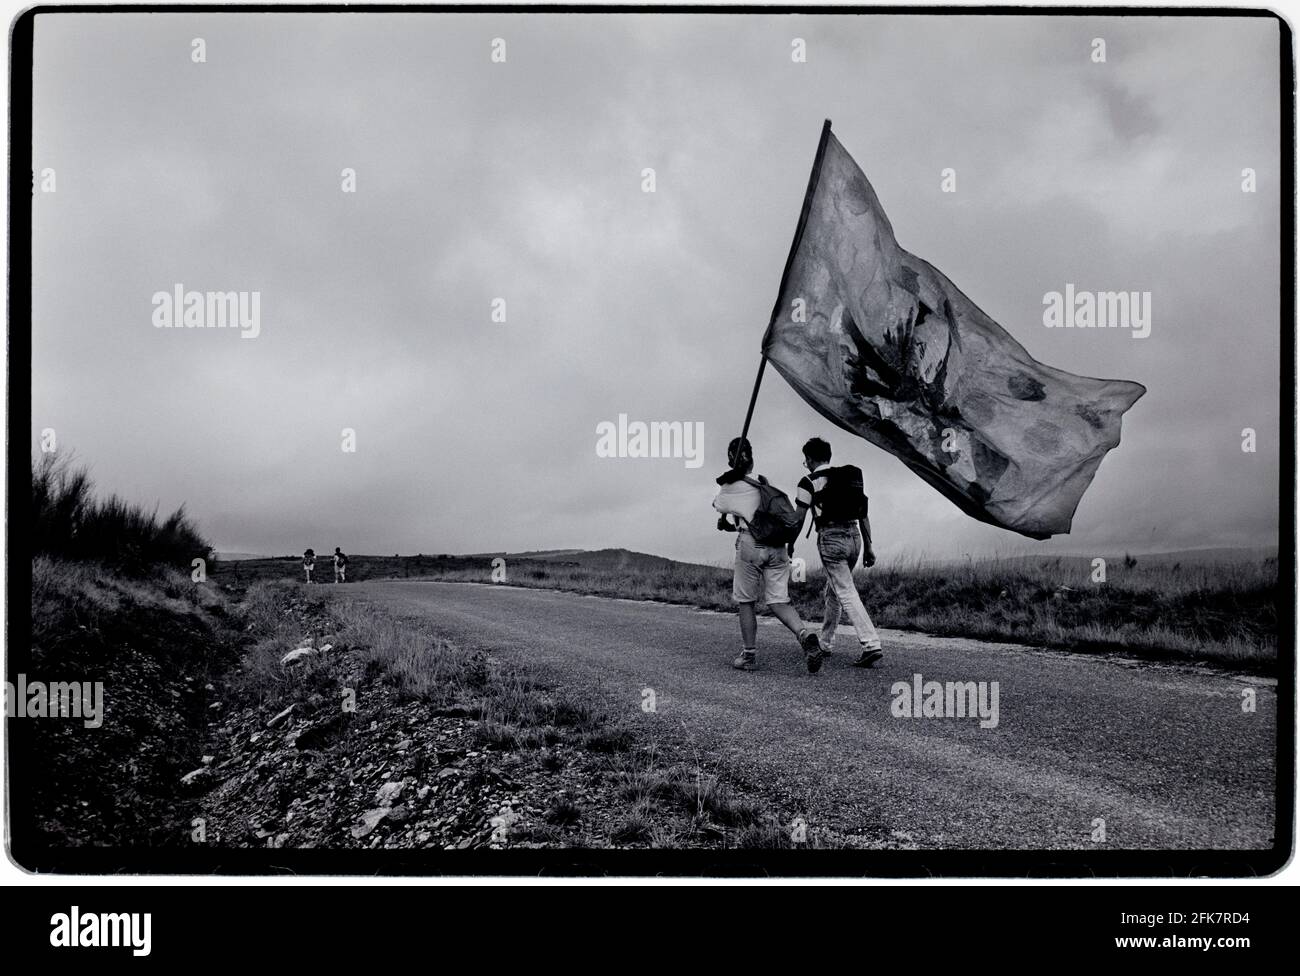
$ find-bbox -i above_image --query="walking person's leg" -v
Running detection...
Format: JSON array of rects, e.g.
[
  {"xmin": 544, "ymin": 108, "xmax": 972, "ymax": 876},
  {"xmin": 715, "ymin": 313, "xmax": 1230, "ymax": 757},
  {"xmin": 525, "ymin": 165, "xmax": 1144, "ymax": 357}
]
[
  {"xmin": 731, "ymin": 533, "xmax": 761, "ymax": 670},
  {"xmin": 767, "ymin": 603, "xmax": 805, "ymax": 637},
  {"xmin": 821, "ymin": 571, "xmax": 843, "ymax": 651},
  {"xmin": 731, "ymin": 536, "xmax": 821, "ymax": 671},
  {"xmin": 737, "ymin": 602, "xmax": 758, "ymax": 647},
  {"xmin": 768, "ymin": 603, "xmax": 827, "ymax": 673},
  {"xmin": 824, "ymin": 559, "xmax": 878, "ymax": 645},
  {"xmin": 822, "ymin": 529, "xmax": 881, "ymax": 665},
  {"xmin": 818, "ymin": 526, "xmax": 855, "ymax": 651},
  {"xmin": 761, "ymin": 546, "xmax": 825, "ymax": 672}
]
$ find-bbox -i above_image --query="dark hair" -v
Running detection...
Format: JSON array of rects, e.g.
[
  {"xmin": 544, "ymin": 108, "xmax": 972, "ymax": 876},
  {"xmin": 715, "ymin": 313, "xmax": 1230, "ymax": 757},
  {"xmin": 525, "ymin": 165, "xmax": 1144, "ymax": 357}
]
[
  {"xmin": 727, "ymin": 437, "xmax": 753, "ymax": 469},
  {"xmin": 716, "ymin": 436, "xmax": 754, "ymax": 485},
  {"xmin": 802, "ymin": 437, "xmax": 832, "ymax": 464}
]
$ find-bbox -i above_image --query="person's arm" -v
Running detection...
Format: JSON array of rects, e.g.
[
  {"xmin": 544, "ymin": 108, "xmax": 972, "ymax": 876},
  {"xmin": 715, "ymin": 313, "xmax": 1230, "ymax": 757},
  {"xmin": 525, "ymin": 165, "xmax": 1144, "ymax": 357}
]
[
  {"xmin": 789, "ymin": 476, "xmax": 813, "ymax": 555},
  {"xmin": 859, "ymin": 511, "xmax": 875, "ymax": 567},
  {"xmin": 713, "ymin": 486, "xmax": 738, "ymax": 532},
  {"xmin": 788, "ymin": 502, "xmax": 809, "ymax": 555}
]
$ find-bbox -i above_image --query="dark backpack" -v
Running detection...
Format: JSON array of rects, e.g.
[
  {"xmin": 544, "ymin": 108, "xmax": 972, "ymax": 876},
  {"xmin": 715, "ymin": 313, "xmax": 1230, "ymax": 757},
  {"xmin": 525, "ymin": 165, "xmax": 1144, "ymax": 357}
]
[
  {"xmin": 741, "ymin": 477, "xmax": 803, "ymax": 547},
  {"xmin": 812, "ymin": 465, "xmax": 868, "ymax": 527}
]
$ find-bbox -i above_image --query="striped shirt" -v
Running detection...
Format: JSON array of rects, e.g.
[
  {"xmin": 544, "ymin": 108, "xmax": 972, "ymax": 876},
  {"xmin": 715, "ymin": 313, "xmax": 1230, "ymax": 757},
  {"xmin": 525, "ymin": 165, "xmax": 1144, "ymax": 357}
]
[{"xmin": 796, "ymin": 464, "xmax": 834, "ymax": 525}]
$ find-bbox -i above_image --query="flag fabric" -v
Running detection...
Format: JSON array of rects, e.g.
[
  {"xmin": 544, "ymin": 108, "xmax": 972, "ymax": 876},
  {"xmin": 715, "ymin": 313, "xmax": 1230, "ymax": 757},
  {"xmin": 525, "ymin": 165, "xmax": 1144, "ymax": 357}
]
[{"xmin": 762, "ymin": 122, "xmax": 1145, "ymax": 539}]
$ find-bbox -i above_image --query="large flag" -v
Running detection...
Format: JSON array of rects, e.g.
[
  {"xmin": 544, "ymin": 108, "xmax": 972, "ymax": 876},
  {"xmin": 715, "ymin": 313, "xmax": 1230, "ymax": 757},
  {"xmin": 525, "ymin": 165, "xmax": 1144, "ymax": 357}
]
[{"xmin": 762, "ymin": 122, "xmax": 1145, "ymax": 539}]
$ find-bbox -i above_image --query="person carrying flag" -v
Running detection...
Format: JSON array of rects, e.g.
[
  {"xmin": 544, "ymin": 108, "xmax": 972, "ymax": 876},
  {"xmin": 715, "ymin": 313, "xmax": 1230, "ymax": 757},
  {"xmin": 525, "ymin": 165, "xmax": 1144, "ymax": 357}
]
[{"xmin": 713, "ymin": 437, "xmax": 825, "ymax": 673}]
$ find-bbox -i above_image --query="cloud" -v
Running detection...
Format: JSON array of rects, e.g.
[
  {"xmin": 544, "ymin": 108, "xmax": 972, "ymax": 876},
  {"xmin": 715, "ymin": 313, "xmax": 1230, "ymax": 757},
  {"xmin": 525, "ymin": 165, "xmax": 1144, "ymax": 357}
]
[{"xmin": 29, "ymin": 12, "xmax": 1282, "ymax": 562}]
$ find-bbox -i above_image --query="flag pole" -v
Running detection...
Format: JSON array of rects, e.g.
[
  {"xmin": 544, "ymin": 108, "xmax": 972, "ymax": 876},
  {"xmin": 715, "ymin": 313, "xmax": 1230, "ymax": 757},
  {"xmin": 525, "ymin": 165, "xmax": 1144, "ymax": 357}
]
[
  {"xmin": 739, "ymin": 355, "xmax": 767, "ymax": 442},
  {"xmin": 739, "ymin": 118, "xmax": 833, "ymax": 444}
]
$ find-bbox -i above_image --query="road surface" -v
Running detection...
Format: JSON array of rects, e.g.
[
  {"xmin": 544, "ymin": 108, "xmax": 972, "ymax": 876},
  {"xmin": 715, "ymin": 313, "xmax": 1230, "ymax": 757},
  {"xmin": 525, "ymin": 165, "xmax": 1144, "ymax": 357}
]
[{"xmin": 359, "ymin": 581, "xmax": 1277, "ymax": 850}]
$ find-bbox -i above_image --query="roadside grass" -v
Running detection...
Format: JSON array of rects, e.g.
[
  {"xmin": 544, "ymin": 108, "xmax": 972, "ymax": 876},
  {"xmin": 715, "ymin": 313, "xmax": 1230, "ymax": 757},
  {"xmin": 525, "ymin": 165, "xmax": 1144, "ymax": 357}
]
[
  {"xmin": 618, "ymin": 766, "xmax": 762, "ymax": 827},
  {"xmin": 232, "ymin": 582, "xmax": 632, "ymax": 735},
  {"xmin": 32, "ymin": 555, "xmax": 228, "ymax": 668},
  {"xmin": 32, "ymin": 454, "xmax": 209, "ymax": 573},
  {"xmin": 858, "ymin": 554, "xmax": 1278, "ymax": 667},
  {"xmin": 228, "ymin": 583, "xmax": 340, "ymax": 708},
  {"xmin": 510, "ymin": 751, "xmax": 836, "ymax": 849},
  {"xmin": 601, "ymin": 759, "xmax": 843, "ymax": 849}
]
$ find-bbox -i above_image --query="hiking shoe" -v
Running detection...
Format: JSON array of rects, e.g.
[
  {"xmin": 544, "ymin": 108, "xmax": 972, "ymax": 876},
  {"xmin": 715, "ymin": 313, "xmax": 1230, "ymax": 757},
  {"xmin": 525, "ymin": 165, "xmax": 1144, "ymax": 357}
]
[
  {"xmin": 733, "ymin": 650, "xmax": 758, "ymax": 671},
  {"xmin": 800, "ymin": 630, "xmax": 825, "ymax": 674},
  {"xmin": 852, "ymin": 648, "xmax": 884, "ymax": 668}
]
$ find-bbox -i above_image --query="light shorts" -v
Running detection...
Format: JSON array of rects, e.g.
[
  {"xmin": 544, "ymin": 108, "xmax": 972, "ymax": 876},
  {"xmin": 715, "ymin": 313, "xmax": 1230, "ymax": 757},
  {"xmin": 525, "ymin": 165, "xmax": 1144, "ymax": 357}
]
[{"xmin": 733, "ymin": 530, "xmax": 791, "ymax": 605}]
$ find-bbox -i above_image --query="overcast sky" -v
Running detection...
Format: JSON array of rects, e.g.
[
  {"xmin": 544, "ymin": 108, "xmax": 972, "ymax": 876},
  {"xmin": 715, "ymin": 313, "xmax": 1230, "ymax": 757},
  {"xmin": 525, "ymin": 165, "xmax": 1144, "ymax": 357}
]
[{"xmin": 30, "ymin": 12, "xmax": 1282, "ymax": 564}]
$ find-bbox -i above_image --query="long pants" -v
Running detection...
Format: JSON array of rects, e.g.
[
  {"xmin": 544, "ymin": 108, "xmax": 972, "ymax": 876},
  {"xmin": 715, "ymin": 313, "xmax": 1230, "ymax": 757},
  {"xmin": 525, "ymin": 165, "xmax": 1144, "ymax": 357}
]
[{"xmin": 817, "ymin": 524, "xmax": 879, "ymax": 648}]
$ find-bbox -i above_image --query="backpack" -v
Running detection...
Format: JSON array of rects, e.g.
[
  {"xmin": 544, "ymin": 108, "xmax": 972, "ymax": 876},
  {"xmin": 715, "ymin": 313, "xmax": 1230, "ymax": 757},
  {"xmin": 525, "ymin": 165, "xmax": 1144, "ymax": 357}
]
[
  {"xmin": 741, "ymin": 476, "xmax": 803, "ymax": 547},
  {"xmin": 812, "ymin": 465, "xmax": 868, "ymax": 528}
]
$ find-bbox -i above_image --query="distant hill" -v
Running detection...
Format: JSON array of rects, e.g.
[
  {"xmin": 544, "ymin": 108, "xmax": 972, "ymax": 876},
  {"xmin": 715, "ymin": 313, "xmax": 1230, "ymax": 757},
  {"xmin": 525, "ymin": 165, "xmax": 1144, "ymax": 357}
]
[
  {"xmin": 486, "ymin": 548, "xmax": 711, "ymax": 573},
  {"xmin": 215, "ymin": 548, "xmax": 715, "ymax": 585}
]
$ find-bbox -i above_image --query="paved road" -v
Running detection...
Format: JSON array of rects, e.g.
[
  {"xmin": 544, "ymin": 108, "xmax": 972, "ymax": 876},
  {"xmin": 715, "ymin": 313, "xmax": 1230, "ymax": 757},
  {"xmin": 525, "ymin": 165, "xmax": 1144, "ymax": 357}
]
[{"xmin": 360, "ymin": 581, "xmax": 1277, "ymax": 850}]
